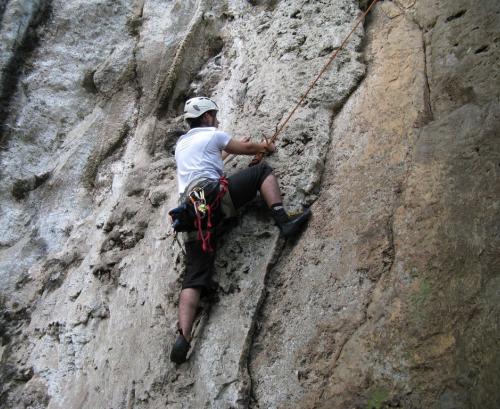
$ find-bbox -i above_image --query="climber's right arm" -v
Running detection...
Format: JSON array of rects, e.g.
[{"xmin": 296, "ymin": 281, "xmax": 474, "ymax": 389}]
[{"xmin": 224, "ymin": 138, "xmax": 275, "ymax": 156}]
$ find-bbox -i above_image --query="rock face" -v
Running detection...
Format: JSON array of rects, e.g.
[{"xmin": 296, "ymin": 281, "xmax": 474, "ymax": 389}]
[{"xmin": 0, "ymin": 0, "xmax": 498, "ymax": 408}]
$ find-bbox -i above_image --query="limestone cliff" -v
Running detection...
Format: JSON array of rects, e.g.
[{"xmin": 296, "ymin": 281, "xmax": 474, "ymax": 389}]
[{"xmin": 0, "ymin": 0, "xmax": 498, "ymax": 408}]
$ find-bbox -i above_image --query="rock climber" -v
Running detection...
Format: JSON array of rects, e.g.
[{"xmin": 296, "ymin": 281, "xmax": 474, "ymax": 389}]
[{"xmin": 170, "ymin": 96, "xmax": 311, "ymax": 364}]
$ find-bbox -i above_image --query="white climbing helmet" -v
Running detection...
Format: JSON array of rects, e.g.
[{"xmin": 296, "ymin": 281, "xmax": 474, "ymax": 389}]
[{"xmin": 184, "ymin": 97, "xmax": 219, "ymax": 119}]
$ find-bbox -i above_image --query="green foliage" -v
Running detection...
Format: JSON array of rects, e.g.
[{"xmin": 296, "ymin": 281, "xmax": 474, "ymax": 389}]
[
  {"xmin": 366, "ymin": 388, "xmax": 389, "ymax": 409},
  {"xmin": 413, "ymin": 278, "xmax": 431, "ymax": 306}
]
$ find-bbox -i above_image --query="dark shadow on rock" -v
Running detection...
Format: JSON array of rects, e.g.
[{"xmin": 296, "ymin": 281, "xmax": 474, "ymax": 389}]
[
  {"xmin": 0, "ymin": 0, "xmax": 53, "ymax": 147},
  {"xmin": 11, "ymin": 172, "xmax": 51, "ymax": 201}
]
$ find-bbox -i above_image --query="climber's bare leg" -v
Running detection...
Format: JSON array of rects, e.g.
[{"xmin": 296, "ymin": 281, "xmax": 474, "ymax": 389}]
[
  {"xmin": 178, "ymin": 288, "xmax": 200, "ymax": 342},
  {"xmin": 259, "ymin": 173, "xmax": 282, "ymax": 207}
]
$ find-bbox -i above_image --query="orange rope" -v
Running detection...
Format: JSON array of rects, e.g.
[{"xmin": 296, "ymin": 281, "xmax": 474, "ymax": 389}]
[{"xmin": 225, "ymin": 0, "xmax": 380, "ymax": 165}]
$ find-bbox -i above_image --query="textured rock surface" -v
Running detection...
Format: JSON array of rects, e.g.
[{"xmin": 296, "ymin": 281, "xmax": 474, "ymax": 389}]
[
  {"xmin": 0, "ymin": 0, "xmax": 498, "ymax": 408},
  {"xmin": 250, "ymin": 1, "xmax": 500, "ymax": 408}
]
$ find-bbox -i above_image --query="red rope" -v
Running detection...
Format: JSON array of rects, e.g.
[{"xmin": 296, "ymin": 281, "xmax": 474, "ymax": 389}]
[{"xmin": 194, "ymin": 176, "xmax": 229, "ymax": 252}]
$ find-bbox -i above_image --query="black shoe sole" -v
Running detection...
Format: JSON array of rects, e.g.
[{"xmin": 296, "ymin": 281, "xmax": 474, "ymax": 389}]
[
  {"xmin": 280, "ymin": 207, "xmax": 311, "ymax": 238},
  {"xmin": 170, "ymin": 334, "xmax": 190, "ymax": 364}
]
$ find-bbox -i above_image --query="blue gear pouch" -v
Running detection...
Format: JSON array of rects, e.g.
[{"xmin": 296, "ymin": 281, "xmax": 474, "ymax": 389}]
[{"xmin": 168, "ymin": 203, "xmax": 196, "ymax": 232}]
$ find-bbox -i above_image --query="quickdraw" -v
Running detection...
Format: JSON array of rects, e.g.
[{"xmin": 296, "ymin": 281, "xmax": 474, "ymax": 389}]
[
  {"xmin": 190, "ymin": 176, "xmax": 229, "ymax": 253},
  {"xmin": 189, "ymin": 186, "xmax": 209, "ymax": 217}
]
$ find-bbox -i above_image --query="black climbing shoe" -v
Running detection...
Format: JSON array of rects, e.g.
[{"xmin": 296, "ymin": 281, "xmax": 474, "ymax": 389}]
[
  {"xmin": 170, "ymin": 334, "xmax": 191, "ymax": 364},
  {"xmin": 278, "ymin": 207, "xmax": 311, "ymax": 238}
]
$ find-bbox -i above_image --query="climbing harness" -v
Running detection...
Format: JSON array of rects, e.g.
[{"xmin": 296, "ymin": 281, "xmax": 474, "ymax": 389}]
[
  {"xmin": 192, "ymin": 176, "xmax": 228, "ymax": 253},
  {"xmin": 168, "ymin": 177, "xmax": 229, "ymax": 253},
  {"xmin": 225, "ymin": 0, "xmax": 381, "ymax": 166}
]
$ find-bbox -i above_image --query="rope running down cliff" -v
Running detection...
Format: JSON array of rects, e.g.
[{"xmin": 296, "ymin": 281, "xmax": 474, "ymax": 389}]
[{"xmin": 225, "ymin": 0, "xmax": 381, "ymax": 165}]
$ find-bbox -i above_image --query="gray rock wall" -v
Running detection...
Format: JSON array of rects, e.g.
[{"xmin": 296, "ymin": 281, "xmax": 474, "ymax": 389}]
[{"xmin": 0, "ymin": 0, "xmax": 498, "ymax": 408}]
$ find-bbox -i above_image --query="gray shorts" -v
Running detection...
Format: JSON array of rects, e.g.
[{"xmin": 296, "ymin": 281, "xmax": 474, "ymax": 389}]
[{"xmin": 181, "ymin": 162, "xmax": 273, "ymax": 293}]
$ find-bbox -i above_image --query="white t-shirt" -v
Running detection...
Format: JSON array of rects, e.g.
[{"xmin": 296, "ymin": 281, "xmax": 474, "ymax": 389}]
[{"xmin": 175, "ymin": 127, "xmax": 231, "ymax": 194}]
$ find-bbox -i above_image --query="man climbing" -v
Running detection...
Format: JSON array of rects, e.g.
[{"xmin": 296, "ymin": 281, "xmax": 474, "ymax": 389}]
[{"xmin": 170, "ymin": 96, "xmax": 311, "ymax": 364}]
